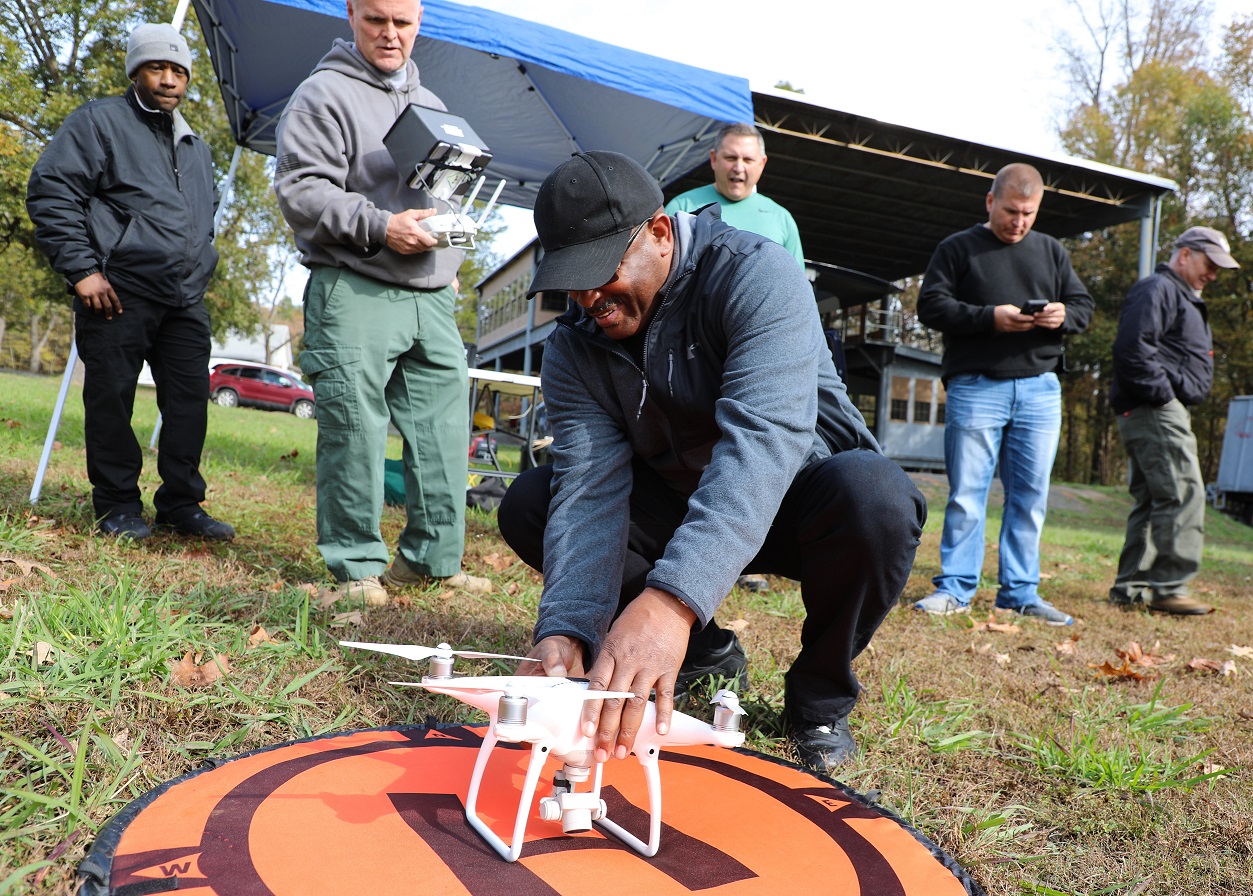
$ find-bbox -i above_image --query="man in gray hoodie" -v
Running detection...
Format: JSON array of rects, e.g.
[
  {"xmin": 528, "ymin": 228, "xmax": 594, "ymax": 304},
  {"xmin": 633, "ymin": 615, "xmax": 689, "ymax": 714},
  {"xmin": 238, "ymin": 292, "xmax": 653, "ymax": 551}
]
[
  {"xmin": 498, "ymin": 152, "xmax": 926, "ymax": 773},
  {"xmin": 275, "ymin": 0, "xmax": 483, "ymax": 604}
]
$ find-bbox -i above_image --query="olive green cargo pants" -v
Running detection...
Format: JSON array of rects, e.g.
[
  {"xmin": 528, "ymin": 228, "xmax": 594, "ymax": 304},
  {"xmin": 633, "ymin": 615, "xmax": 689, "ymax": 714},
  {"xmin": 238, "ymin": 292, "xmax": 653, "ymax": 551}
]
[{"xmin": 301, "ymin": 266, "xmax": 468, "ymax": 582}]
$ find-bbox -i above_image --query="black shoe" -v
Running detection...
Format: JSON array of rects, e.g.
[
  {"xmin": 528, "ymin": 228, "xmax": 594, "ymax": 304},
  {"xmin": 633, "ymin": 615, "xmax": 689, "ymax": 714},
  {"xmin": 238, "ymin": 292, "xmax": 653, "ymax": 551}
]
[
  {"xmin": 788, "ymin": 714, "xmax": 857, "ymax": 772},
  {"xmin": 675, "ymin": 631, "xmax": 749, "ymax": 698},
  {"xmin": 97, "ymin": 513, "xmax": 151, "ymax": 540},
  {"xmin": 155, "ymin": 511, "xmax": 236, "ymax": 541}
]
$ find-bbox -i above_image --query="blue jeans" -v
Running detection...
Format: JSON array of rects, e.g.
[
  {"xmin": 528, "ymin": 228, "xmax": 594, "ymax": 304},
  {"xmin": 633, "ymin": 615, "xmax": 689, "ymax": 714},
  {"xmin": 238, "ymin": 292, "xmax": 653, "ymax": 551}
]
[{"xmin": 933, "ymin": 372, "xmax": 1061, "ymax": 609}]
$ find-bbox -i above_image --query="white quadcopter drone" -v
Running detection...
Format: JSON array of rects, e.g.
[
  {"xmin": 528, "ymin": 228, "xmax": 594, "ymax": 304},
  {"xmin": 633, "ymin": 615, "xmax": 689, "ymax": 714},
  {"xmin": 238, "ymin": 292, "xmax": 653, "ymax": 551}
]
[{"xmin": 340, "ymin": 640, "xmax": 746, "ymax": 862}]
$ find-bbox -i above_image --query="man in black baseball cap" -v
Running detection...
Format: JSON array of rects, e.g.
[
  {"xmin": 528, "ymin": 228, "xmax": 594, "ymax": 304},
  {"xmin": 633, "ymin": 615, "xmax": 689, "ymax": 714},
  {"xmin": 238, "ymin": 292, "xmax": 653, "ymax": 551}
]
[
  {"xmin": 500, "ymin": 151, "xmax": 926, "ymax": 773},
  {"xmin": 1109, "ymin": 224, "xmax": 1239, "ymax": 615}
]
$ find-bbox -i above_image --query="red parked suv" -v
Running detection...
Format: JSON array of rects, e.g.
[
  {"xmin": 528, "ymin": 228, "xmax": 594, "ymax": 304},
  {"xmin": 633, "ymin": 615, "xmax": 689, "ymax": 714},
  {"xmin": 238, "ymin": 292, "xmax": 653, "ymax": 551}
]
[{"xmin": 209, "ymin": 363, "xmax": 315, "ymax": 419}]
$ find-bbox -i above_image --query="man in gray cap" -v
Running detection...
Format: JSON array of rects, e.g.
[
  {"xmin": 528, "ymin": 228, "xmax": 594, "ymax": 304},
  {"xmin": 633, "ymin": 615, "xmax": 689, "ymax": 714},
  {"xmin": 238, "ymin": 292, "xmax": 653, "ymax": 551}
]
[
  {"xmin": 27, "ymin": 23, "xmax": 233, "ymax": 541},
  {"xmin": 1109, "ymin": 226, "xmax": 1239, "ymax": 614},
  {"xmin": 497, "ymin": 151, "xmax": 925, "ymax": 773}
]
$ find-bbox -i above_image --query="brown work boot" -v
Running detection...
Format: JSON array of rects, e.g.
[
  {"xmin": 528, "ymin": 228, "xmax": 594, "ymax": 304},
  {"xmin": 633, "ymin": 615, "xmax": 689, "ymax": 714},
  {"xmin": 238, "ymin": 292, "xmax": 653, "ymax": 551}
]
[
  {"xmin": 383, "ymin": 554, "xmax": 491, "ymax": 593},
  {"xmin": 318, "ymin": 575, "xmax": 389, "ymax": 608},
  {"xmin": 1147, "ymin": 594, "xmax": 1213, "ymax": 616}
]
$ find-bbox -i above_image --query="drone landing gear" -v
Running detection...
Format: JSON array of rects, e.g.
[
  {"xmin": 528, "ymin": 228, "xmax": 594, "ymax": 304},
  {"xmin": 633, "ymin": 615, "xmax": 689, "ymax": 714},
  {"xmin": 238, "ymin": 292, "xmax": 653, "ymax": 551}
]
[{"xmin": 464, "ymin": 731, "xmax": 664, "ymax": 862}]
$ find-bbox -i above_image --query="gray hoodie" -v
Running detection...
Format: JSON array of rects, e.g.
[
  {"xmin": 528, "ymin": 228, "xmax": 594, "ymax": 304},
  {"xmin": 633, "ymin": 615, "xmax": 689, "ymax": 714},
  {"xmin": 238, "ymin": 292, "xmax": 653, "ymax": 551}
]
[{"xmin": 274, "ymin": 39, "xmax": 462, "ymax": 289}]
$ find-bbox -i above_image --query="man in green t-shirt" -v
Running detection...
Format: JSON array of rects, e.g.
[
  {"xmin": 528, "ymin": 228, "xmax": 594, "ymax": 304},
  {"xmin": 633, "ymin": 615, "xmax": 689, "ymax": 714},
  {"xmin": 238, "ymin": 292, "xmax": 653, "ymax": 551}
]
[{"xmin": 666, "ymin": 123, "xmax": 804, "ymax": 267}]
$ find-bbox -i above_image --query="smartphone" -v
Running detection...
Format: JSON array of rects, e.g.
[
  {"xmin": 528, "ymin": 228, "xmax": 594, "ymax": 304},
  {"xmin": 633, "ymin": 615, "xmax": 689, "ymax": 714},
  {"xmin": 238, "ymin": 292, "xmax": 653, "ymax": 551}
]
[{"xmin": 1019, "ymin": 300, "xmax": 1048, "ymax": 315}]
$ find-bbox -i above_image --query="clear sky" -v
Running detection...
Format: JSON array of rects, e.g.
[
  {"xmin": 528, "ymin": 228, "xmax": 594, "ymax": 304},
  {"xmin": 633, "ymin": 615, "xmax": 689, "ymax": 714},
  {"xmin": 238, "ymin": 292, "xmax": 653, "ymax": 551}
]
[{"xmin": 456, "ymin": 0, "xmax": 1251, "ymax": 258}]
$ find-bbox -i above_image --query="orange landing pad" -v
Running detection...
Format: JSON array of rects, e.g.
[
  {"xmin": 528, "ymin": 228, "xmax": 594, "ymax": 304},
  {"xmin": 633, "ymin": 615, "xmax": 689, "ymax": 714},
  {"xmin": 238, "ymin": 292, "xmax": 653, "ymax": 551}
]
[{"xmin": 79, "ymin": 725, "xmax": 982, "ymax": 895}]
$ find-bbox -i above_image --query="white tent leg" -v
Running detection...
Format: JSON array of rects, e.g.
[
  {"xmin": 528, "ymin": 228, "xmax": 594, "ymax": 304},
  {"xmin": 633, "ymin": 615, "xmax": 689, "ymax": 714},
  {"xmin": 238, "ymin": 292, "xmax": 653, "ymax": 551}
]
[
  {"xmin": 149, "ymin": 412, "xmax": 163, "ymax": 450},
  {"xmin": 31, "ymin": 342, "xmax": 79, "ymax": 504},
  {"xmin": 171, "ymin": 0, "xmax": 191, "ymax": 30}
]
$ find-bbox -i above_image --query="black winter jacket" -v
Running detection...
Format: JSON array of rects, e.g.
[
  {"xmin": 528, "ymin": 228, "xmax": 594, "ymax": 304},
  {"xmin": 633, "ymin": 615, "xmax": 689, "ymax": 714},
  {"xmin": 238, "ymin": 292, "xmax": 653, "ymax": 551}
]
[
  {"xmin": 1111, "ymin": 263, "xmax": 1213, "ymax": 413},
  {"xmin": 26, "ymin": 87, "xmax": 219, "ymax": 307}
]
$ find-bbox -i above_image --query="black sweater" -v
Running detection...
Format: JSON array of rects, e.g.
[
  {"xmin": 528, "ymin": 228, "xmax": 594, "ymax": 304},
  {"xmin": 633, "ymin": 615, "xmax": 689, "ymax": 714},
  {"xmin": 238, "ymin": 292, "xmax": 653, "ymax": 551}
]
[{"xmin": 917, "ymin": 225, "xmax": 1093, "ymax": 382}]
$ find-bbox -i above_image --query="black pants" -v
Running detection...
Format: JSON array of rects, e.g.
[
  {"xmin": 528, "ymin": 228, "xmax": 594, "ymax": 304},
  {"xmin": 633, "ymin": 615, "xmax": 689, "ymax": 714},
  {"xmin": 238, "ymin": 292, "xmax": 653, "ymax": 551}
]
[
  {"xmin": 75, "ymin": 296, "xmax": 212, "ymax": 521},
  {"xmin": 498, "ymin": 449, "xmax": 926, "ymax": 723}
]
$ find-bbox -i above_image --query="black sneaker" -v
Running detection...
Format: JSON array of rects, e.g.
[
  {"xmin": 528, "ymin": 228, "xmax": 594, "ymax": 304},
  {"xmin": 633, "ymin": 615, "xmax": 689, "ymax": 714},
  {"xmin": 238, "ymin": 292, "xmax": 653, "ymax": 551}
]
[
  {"xmin": 788, "ymin": 714, "xmax": 857, "ymax": 772},
  {"xmin": 675, "ymin": 631, "xmax": 749, "ymax": 699},
  {"xmin": 97, "ymin": 513, "xmax": 151, "ymax": 540},
  {"xmin": 155, "ymin": 511, "xmax": 236, "ymax": 541}
]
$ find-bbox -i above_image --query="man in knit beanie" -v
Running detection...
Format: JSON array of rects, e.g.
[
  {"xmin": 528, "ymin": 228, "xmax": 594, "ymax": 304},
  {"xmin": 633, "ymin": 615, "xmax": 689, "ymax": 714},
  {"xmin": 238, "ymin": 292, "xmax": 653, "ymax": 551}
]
[{"xmin": 27, "ymin": 23, "xmax": 234, "ymax": 542}]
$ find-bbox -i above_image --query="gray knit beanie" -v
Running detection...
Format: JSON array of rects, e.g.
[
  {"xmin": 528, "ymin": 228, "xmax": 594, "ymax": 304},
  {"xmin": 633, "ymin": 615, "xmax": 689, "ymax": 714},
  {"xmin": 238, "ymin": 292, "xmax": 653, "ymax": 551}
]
[{"xmin": 126, "ymin": 23, "xmax": 192, "ymax": 79}]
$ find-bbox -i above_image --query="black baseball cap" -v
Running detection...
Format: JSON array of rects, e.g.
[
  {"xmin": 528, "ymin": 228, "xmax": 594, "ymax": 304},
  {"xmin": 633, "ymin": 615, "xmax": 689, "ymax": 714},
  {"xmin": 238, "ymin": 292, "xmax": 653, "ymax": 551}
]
[{"xmin": 527, "ymin": 151, "xmax": 665, "ymax": 297}]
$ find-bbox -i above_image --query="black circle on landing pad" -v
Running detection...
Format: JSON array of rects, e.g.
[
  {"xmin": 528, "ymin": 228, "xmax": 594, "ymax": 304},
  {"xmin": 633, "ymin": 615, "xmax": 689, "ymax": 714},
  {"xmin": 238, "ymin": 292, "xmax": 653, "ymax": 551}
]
[{"xmin": 78, "ymin": 725, "xmax": 983, "ymax": 896}]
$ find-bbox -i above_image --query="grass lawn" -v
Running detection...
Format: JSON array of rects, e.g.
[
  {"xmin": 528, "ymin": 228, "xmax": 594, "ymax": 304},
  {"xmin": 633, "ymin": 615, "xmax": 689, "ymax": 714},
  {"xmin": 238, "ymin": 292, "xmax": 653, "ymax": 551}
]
[{"xmin": 1, "ymin": 369, "xmax": 1250, "ymax": 895}]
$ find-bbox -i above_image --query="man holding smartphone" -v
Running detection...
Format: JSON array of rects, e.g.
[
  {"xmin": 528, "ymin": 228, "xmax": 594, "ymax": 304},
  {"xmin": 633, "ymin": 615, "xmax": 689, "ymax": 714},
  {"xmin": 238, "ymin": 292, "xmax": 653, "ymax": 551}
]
[{"xmin": 914, "ymin": 163, "xmax": 1093, "ymax": 624}]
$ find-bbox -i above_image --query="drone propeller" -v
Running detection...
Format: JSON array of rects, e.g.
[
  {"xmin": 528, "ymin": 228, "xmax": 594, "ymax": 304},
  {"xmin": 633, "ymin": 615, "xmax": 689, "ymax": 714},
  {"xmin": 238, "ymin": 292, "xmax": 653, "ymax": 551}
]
[
  {"xmin": 414, "ymin": 675, "xmax": 636, "ymax": 701},
  {"xmin": 339, "ymin": 641, "xmax": 531, "ymax": 663},
  {"xmin": 709, "ymin": 689, "xmax": 746, "ymax": 715}
]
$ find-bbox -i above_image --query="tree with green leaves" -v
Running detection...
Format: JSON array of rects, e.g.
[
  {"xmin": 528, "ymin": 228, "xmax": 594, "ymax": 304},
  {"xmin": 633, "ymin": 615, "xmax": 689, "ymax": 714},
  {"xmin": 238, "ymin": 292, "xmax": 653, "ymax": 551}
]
[{"xmin": 1054, "ymin": 0, "xmax": 1253, "ymax": 484}]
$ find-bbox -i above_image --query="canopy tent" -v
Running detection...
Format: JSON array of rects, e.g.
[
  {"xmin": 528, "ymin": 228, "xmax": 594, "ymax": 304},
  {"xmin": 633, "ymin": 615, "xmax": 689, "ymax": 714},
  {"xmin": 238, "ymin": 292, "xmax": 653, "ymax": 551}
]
[{"xmin": 190, "ymin": 0, "xmax": 754, "ymax": 207}]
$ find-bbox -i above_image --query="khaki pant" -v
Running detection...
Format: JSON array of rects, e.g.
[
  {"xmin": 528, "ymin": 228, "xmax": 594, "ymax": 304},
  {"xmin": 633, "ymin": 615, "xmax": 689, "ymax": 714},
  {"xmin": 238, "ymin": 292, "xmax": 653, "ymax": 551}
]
[
  {"xmin": 1112, "ymin": 400, "xmax": 1205, "ymax": 601},
  {"xmin": 301, "ymin": 266, "xmax": 468, "ymax": 582}
]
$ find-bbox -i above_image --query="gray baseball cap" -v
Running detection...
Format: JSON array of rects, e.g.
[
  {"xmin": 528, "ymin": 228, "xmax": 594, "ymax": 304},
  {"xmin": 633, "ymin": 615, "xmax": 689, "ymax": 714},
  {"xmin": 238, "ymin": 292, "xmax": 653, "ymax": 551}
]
[{"xmin": 1176, "ymin": 226, "xmax": 1239, "ymax": 269}]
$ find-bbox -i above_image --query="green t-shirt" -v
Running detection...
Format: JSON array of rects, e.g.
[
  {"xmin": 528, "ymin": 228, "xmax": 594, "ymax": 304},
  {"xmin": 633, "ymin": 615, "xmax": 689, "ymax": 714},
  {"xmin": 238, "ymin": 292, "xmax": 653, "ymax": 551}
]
[{"xmin": 665, "ymin": 184, "xmax": 805, "ymax": 267}]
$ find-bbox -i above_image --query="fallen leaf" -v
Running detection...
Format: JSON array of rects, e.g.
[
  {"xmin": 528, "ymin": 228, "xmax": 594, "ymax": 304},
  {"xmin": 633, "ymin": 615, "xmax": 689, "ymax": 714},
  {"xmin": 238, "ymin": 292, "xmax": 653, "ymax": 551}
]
[
  {"xmin": 505, "ymin": 582, "xmax": 520, "ymax": 596},
  {"xmin": 1220, "ymin": 660, "xmax": 1238, "ymax": 677},
  {"xmin": 297, "ymin": 583, "xmax": 318, "ymax": 597},
  {"xmin": 330, "ymin": 610, "xmax": 364, "ymax": 626},
  {"xmin": 1055, "ymin": 632, "xmax": 1081, "ymax": 655},
  {"xmin": 247, "ymin": 625, "xmax": 277, "ymax": 649},
  {"xmin": 1117, "ymin": 640, "xmax": 1175, "ymax": 667},
  {"xmin": 0, "ymin": 692, "xmax": 10, "ymax": 701},
  {"xmin": 482, "ymin": 552, "xmax": 512, "ymax": 572},
  {"xmin": 1228, "ymin": 645, "xmax": 1253, "ymax": 658},
  {"xmin": 1200, "ymin": 759, "xmax": 1230, "ymax": 778},
  {"xmin": 0, "ymin": 607, "xmax": 11, "ymax": 619},
  {"xmin": 315, "ymin": 586, "xmax": 340, "ymax": 610},
  {"xmin": 168, "ymin": 651, "xmax": 230, "ymax": 687},
  {"xmin": 1238, "ymin": 710, "xmax": 1253, "ymax": 722},
  {"xmin": 0, "ymin": 556, "xmax": 57, "ymax": 579},
  {"xmin": 112, "ymin": 729, "xmax": 131, "ymax": 750},
  {"xmin": 966, "ymin": 642, "xmax": 1011, "ymax": 665},
  {"xmin": 725, "ymin": 618, "xmax": 750, "ymax": 634},
  {"xmin": 1089, "ymin": 660, "xmax": 1147, "ymax": 681},
  {"xmin": 0, "ymin": 578, "xmax": 17, "ymax": 593},
  {"xmin": 265, "ymin": 581, "xmax": 285, "ymax": 593},
  {"xmin": 28, "ymin": 642, "xmax": 56, "ymax": 665},
  {"xmin": 1039, "ymin": 572, "xmax": 1055, "ymax": 580},
  {"xmin": 280, "ymin": 449, "xmax": 299, "ymax": 461},
  {"xmin": 979, "ymin": 621, "xmax": 1021, "ymax": 634},
  {"xmin": 1187, "ymin": 657, "xmax": 1223, "ymax": 672}
]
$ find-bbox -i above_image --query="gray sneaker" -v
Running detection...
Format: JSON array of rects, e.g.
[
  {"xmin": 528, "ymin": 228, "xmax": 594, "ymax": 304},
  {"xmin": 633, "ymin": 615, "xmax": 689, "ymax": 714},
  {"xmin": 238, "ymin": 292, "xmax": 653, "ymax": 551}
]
[
  {"xmin": 914, "ymin": 593, "xmax": 970, "ymax": 616},
  {"xmin": 1012, "ymin": 601, "xmax": 1074, "ymax": 626}
]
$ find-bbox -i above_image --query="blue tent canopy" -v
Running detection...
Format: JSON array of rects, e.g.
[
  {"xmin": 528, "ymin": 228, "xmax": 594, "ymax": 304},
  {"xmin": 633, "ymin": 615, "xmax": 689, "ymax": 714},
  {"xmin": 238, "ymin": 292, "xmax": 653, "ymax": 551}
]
[{"xmin": 191, "ymin": 0, "xmax": 753, "ymax": 208}]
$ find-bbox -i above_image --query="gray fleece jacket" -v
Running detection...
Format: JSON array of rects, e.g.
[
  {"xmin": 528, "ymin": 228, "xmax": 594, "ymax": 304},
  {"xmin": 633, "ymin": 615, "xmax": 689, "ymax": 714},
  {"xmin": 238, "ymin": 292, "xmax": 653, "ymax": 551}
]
[
  {"xmin": 536, "ymin": 208, "xmax": 878, "ymax": 652},
  {"xmin": 274, "ymin": 40, "xmax": 462, "ymax": 288}
]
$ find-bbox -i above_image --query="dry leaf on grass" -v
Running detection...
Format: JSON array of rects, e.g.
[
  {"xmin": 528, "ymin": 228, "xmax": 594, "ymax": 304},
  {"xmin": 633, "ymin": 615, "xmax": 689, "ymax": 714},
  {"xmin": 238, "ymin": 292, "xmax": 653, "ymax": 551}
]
[
  {"xmin": 247, "ymin": 625, "xmax": 278, "ymax": 649},
  {"xmin": 314, "ymin": 586, "xmax": 340, "ymax": 610},
  {"xmin": 725, "ymin": 618, "xmax": 750, "ymax": 634},
  {"xmin": 1117, "ymin": 640, "xmax": 1176, "ymax": 667},
  {"xmin": 1055, "ymin": 632, "xmax": 1081, "ymax": 655},
  {"xmin": 967, "ymin": 642, "xmax": 1011, "ymax": 665},
  {"xmin": 1185, "ymin": 658, "xmax": 1237, "ymax": 676},
  {"xmin": 482, "ymin": 552, "xmax": 512, "ymax": 572},
  {"xmin": 1238, "ymin": 710, "xmax": 1253, "ymax": 722},
  {"xmin": 1089, "ymin": 660, "xmax": 1147, "ymax": 681},
  {"xmin": 505, "ymin": 582, "xmax": 520, "ymax": 596},
  {"xmin": 973, "ymin": 619, "xmax": 1021, "ymax": 634},
  {"xmin": 1228, "ymin": 645, "xmax": 1253, "ymax": 658},
  {"xmin": 0, "ymin": 556, "xmax": 57, "ymax": 580},
  {"xmin": 168, "ymin": 651, "xmax": 230, "ymax": 687},
  {"xmin": 330, "ymin": 610, "xmax": 364, "ymax": 626},
  {"xmin": 1200, "ymin": 759, "xmax": 1230, "ymax": 778},
  {"xmin": 27, "ymin": 642, "xmax": 56, "ymax": 665}
]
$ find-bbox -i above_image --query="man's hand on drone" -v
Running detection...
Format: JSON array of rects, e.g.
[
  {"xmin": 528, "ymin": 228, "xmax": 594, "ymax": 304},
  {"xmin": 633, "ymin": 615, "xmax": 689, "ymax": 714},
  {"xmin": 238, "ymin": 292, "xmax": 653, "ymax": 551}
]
[{"xmin": 582, "ymin": 588, "xmax": 696, "ymax": 762}]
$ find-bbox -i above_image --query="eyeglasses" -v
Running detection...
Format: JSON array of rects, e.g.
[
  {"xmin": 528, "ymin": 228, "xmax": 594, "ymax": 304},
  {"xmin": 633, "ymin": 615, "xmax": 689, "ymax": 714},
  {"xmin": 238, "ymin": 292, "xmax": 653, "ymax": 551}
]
[{"xmin": 568, "ymin": 216, "xmax": 655, "ymax": 299}]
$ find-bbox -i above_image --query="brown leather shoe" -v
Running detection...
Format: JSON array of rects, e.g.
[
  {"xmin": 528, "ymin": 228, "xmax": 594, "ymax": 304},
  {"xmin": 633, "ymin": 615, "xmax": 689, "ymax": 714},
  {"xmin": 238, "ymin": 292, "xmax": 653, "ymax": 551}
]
[{"xmin": 1147, "ymin": 594, "xmax": 1213, "ymax": 615}]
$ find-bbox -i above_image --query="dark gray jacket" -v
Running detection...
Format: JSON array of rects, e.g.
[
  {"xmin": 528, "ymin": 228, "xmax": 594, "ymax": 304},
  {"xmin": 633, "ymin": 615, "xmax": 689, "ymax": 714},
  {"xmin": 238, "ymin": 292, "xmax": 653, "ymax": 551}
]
[
  {"xmin": 26, "ymin": 87, "xmax": 218, "ymax": 306},
  {"xmin": 536, "ymin": 208, "xmax": 877, "ymax": 651},
  {"xmin": 1111, "ymin": 263, "xmax": 1213, "ymax": 413}
]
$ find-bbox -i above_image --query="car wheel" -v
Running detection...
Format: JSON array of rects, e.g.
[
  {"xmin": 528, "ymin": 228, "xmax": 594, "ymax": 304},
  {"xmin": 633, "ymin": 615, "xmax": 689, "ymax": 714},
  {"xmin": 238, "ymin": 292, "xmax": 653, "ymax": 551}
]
[
  {"xmin": 214, "ymin": 388, "xmax": 239, "ymax": 408},
  {"xmin": 292, "ymin": 399, "xmax": 315, "ymax": 420}
]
